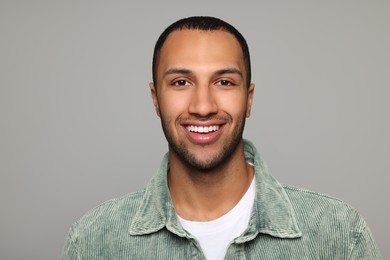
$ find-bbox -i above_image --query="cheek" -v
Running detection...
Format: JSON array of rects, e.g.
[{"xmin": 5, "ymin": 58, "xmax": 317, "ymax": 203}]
[
  {"xmin": 216, "ymin": 92, "xmax": 247, "ymax": 116},
  {"xmin": 158, "ymin": 92, "xmax": 191, "ymax": 118}
]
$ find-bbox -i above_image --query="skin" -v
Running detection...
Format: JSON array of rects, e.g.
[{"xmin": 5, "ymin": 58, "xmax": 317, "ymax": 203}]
[{"xmin": 150, "ymin": 29, "xmax": 255, "ymax": 221}]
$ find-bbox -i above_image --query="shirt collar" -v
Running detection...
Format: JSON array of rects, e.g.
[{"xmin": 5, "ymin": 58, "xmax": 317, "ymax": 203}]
[
  {"xmin": 129, "ymin": 139, "xmax": 302, "ymax": 240},
  {"xmin": 237, "ymin": 139, "xmax": 302, "ymax": 242},
  {"xmin": 128, "ymin": 153, "xmax": 188, "ymax": 238}
]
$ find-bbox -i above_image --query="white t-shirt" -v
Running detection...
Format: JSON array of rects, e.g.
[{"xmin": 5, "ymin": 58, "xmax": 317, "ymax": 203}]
[{"xmin": 178, "ymin": 177, "xmax": 256, "ymax": 260}]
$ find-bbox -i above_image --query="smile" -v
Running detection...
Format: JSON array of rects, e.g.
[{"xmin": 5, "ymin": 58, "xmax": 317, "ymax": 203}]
[{"xmin": 186, "ymin": 125, "xmax": 220, "ymax": 133}]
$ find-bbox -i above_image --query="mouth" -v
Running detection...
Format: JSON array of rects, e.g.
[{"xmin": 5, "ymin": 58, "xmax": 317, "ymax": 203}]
[
  {"xmin": 182, "ymin": 123, "xmax": 225, "ymax": 144},
  {"xmin": 186, "ymin": 125, "xmax": 220, "ymax": 133}
]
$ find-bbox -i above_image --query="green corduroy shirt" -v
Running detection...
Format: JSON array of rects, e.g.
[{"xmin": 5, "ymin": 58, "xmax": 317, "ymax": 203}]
[{"xmin": 62, "ymin": 139, "xmax": 382, "ymax": 259}]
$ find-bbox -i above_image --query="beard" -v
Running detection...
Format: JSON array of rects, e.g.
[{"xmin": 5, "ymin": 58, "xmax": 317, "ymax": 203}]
[{"xmin": 159, "ymin": 113, "xmax": 246, "ymax": 172}]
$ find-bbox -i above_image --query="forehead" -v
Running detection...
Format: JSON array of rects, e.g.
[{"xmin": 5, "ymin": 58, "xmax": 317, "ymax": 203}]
[{"xmin": 157, "ymin": 29, "xmax": 245, "ymax": 74}]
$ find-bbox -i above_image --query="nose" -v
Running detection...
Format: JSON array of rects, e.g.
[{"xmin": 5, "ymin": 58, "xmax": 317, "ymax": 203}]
[{"xmin": 188, "ymin": 84, "xmax": 218, "ymax": 117}]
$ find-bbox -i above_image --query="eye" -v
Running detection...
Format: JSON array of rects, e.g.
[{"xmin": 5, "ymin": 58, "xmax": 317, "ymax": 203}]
[
  {"xmin": 173, "ymin": 80, "xmax": 191, "ymax": 87},
  {"xmin": 216, "ymin": 80, "xmax": 234, "ymax": 86}
]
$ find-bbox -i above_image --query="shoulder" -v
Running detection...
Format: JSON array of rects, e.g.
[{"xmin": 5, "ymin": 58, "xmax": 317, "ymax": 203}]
[
  {"xmin": 283, "ymin": 184, "xmax": 352, "ymax": 208},
  {"xmin": 281, "ymin": 184, "xmax": 382, "ymax": 258},
  {"xmin": 282, "ymin": 184, "xmax": 361, "ymax": 221},
  {"xmin": 62, "ymin": 189, "xmax": 159, "ymax": 258},
  {"xmin": 282, "ymin": 184, "xmax": 368, "ymax": 241},
  {"xmin": 69, "ymin": 189, "xmax": 146, "ymax": 237}
]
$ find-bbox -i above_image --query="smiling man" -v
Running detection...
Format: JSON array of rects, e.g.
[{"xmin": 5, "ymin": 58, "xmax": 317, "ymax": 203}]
[{"xmin": 62, "ymin": 17, "xmax": 381, "ymax": 259}]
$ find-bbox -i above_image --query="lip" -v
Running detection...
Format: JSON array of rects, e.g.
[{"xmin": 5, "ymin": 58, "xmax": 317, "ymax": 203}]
[{"xmin": 181, "ymin": 120, "xmax": 225, "ymax": 144}]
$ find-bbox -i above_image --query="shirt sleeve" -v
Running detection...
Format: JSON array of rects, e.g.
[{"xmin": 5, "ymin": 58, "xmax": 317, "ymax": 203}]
[
  {"xmin": 61, "ymin": 225, "xmax": 79, "ymax": 260},
  {"xmin": 349, "ymin": 222, "xmax": 382, "ymax": 260}
]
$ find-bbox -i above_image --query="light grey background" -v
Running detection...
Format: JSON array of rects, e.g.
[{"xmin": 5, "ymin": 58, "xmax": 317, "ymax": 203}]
[{"xmin": 1, "ymin": 1, "xmax": 389, "ymax": 259}]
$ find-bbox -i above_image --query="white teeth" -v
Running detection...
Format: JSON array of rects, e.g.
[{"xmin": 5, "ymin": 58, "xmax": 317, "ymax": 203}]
[{"xmin": 187, "ymin": 125, "xmax": 220, "ymax": 133}]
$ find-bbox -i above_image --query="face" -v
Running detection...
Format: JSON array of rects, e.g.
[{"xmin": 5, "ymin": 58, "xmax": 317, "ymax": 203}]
[{"xmin": 150, "ymin": 29, "xmax": 254, "ymax": 171}]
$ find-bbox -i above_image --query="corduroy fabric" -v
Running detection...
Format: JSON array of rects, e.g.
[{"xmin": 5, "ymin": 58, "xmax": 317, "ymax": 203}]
[{"xmin": 62, "ymin": 139, "xmax": 382, "ymax": 259}]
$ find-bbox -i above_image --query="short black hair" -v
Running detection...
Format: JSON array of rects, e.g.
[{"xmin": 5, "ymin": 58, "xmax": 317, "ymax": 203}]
[{"xmin": 152, "ymin": 16, "xmax": 251, "ymax": 88}]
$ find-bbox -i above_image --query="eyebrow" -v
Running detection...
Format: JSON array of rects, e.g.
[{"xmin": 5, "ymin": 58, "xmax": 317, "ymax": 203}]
[
  {"xmin": 163, "ymin": 67, "xmax": 243, "ymax": 78},
  {"xmin": 163, "ymin": 68, "xmax": 192, "ymax": 78},
  {"xmin": 214, "ymin": 68, "xmax": 243, "ymax": 78}
]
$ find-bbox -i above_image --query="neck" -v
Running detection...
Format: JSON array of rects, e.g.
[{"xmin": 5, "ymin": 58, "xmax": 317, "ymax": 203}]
[{"xmin": 167, "ymin": 140, "xmax": 254, "ymax": 221}]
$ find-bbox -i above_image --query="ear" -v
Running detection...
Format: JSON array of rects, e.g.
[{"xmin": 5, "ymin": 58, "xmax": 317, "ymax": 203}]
[
  {"xmin": 246, "ymin": 83, "xmax": 255, "ymax": 118},
  {"xmin": 149, "ymin": 82, "xmax": 160, "ymax": 117}
]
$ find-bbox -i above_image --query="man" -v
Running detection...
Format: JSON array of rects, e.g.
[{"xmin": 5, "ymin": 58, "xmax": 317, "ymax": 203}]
[{"xmin": 62, "ymin": 16, "xmax": 382, "ymax": 259}]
